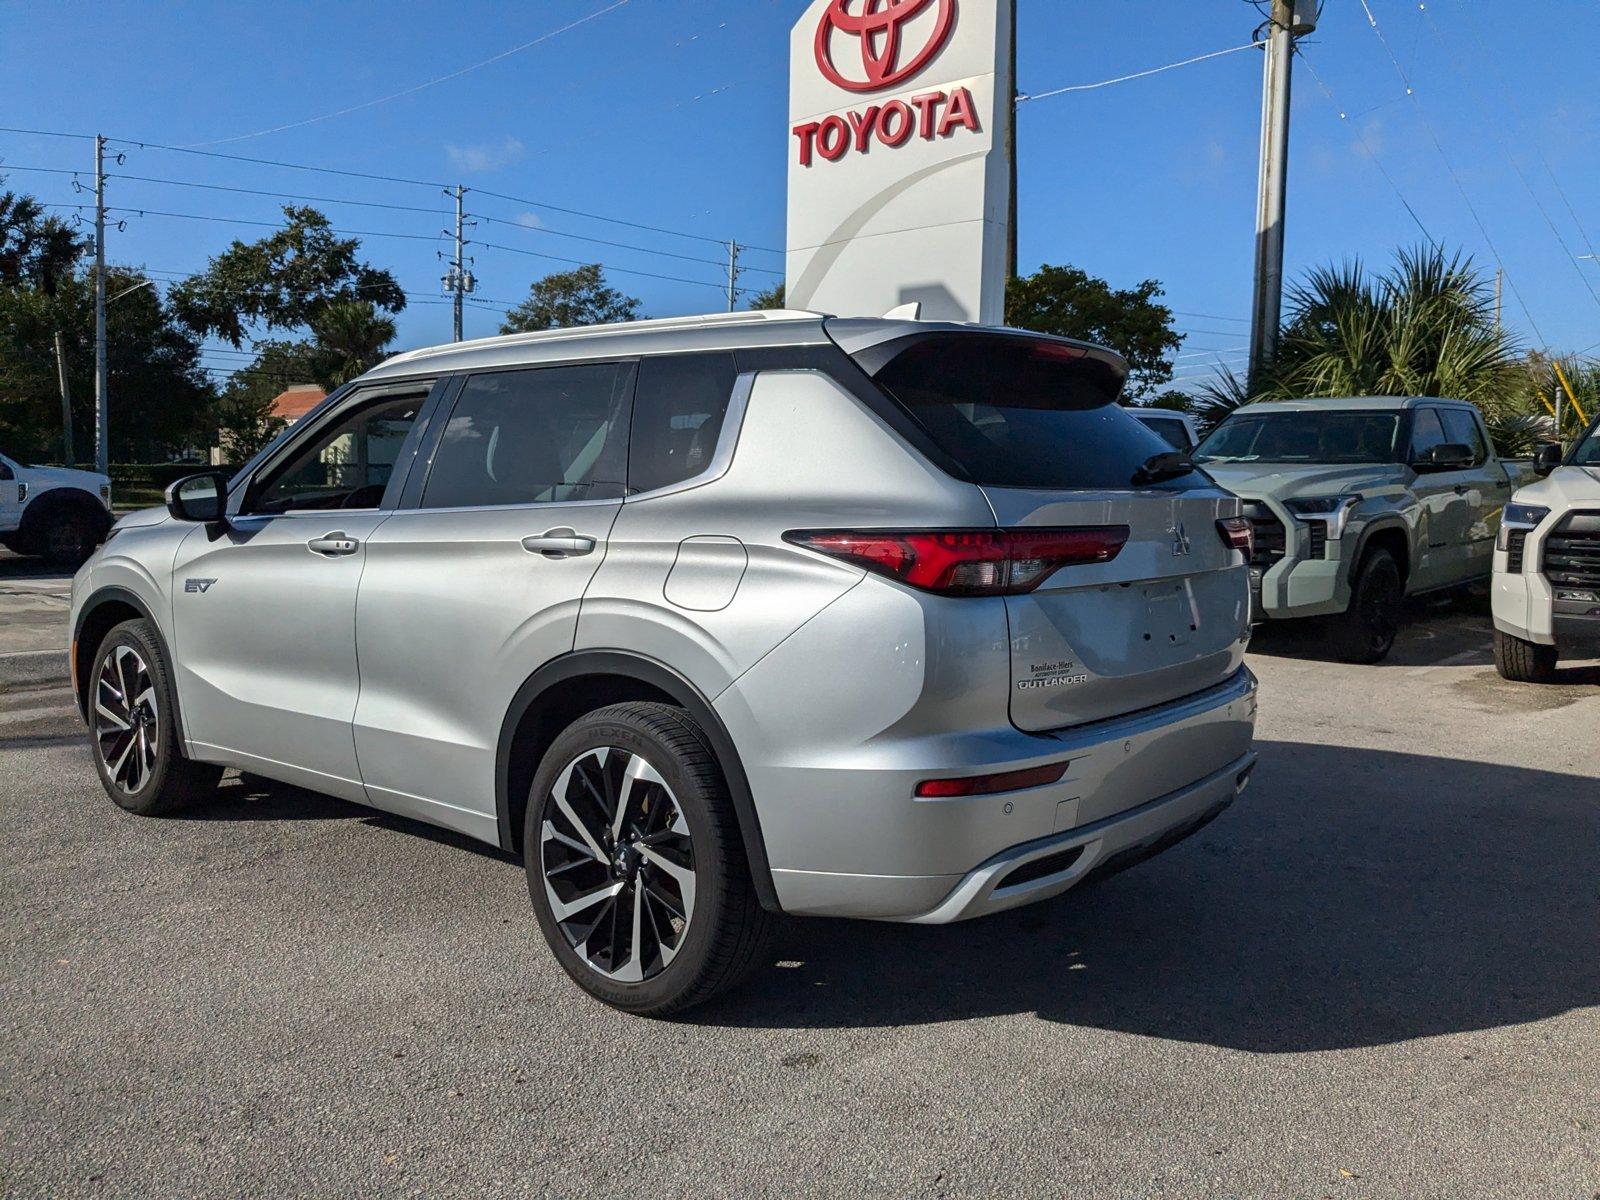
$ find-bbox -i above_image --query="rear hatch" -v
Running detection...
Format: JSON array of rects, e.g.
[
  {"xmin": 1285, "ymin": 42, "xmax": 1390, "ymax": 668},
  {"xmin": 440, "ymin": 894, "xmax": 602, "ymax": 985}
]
[{"xmin": 837, "ymin": 325, "xmax": 1249, "ymax": 731}]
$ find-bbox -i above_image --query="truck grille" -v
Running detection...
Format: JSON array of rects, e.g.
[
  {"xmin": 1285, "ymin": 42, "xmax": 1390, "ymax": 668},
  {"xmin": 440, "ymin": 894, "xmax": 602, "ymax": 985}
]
[
  {"xmin": 1307, "ymin": 524, "xmax": 1328, "ymax": 560},
  {"xmin": 1543, "ymin": 512, "xmax": 1600, "ymax": 588},
  {"xmin": 1241, "ymin": 501, "xmax": 1285, "ymax": 567}
]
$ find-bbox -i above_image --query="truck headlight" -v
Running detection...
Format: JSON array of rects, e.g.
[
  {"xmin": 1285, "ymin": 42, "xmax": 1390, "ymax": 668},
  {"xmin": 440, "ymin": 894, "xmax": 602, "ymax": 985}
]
[
  {"xmin": 1497, "ymin": 503, "xmax": 1549, "ymax": 550},
  {"xmin": 1285, "ymin": 494, "xmax": 1362, "ymax": 540},
  {"xmin": 100, "ymin": 484, "xmax": 112, "ymax": 507}
]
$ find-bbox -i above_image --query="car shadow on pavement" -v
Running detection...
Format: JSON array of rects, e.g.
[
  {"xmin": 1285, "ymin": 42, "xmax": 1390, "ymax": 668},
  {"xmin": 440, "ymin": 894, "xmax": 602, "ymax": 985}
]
[
  {"xmin": 694, "ymin": 740, "xmax": 1600, "ymax": 1053},
  {"xmin": 1248, "ymin": 591, "xmax": 1497, "ymax": 668}
]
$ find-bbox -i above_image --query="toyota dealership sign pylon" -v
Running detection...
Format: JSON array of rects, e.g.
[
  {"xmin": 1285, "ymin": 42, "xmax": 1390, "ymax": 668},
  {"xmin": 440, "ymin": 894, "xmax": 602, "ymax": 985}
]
[{"xmin": 786, "ymin": 0, "xmax": 1013, "ymax": 324}]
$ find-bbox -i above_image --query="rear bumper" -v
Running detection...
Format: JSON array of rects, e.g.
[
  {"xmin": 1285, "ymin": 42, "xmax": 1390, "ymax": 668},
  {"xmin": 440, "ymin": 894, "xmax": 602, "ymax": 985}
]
[{"xmin": 750, "ymin": 668, "xmax": 1259, "ymax": 921}]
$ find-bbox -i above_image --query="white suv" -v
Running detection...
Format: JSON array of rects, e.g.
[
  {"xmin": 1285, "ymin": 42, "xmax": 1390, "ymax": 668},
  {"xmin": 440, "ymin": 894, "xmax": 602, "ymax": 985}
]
[
  {"xmin": 71, "ymin": 311, "xmax": 1259, "ymax": 1013},
  {"xmin": 0, "ymin": 452, "xmax": 112, "ymax": 565},
  {"xmin": 1492, "ymin": 421, "xmax": 1600, "ymax": 680}
]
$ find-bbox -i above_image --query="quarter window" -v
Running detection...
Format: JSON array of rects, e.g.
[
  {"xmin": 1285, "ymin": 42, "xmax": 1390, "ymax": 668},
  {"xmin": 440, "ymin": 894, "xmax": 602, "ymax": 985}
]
[
  {"xmin": 423, "ymin": 363, "xmax": 634, "ymax": 509},
  {"xmin": 628, "ymin": 353, "xmax": 739, "ymax": 494}
]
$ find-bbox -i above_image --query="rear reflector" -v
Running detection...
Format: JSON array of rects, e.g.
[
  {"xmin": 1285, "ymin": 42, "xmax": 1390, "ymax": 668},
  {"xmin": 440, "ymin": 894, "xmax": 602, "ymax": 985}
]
[
  {"xmin": 784, "ymin": 527, "xmax": 1129, "ymax": 597},
  {"xmin": 915, "ymin": 760, "xmax": 1071, "ymax": 798},
  {"xmin": 1216, "ymin": 516, "xmax": 1254, "ymax": 556}
]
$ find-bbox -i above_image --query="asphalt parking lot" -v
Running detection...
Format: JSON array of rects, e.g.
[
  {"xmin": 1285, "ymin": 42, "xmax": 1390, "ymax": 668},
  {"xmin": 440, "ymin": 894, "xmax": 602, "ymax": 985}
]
[{"xmin": 1, "ymin": 549, "xmax": 1596, "ymax": 1198}]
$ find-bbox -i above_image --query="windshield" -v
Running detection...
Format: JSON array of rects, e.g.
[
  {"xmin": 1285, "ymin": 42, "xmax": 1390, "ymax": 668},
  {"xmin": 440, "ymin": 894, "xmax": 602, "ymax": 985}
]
[
  {"xmin": 1572, "ymin": 421, "xmax": 1600, "ymax": 466},
  {"xmin": 1195, "ymin": 410, "xmax": 1402, "ymax": 465}
]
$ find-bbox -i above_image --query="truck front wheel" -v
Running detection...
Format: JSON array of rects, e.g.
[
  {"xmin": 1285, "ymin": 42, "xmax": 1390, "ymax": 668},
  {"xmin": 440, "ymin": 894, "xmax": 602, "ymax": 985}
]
[
  {"xmin": 1493, "ymin": 628, "xmax": 1558, "ymax": 683},
  {"xmin": 1330, "ymin": 547, "xmax": 1403, "ymax": 663}
]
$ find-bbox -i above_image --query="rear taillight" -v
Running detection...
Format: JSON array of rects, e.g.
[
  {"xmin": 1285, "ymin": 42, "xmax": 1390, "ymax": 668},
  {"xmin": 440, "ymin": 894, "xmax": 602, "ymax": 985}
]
[
  {"xmin": 784, "ymin": 527, "xmax": 1129, "ymax": 596},
  {"xmin": 1216, "ymin": 517, "xmax": 1253, "ymax": 557}
]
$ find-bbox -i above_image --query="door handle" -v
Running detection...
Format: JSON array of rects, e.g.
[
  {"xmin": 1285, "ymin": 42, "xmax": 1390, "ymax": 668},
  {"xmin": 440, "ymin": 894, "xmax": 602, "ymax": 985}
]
[
  {"xmin": 522, "ymin": 529, "xmax": 597, "ymax": 558},
  {"xmin": 1453, "ymin": 485, "xmax": 1469, "ymax": 495},
  {"xmin": 307, "ymin": 533, "xmax": 360, "ymax": 557}
]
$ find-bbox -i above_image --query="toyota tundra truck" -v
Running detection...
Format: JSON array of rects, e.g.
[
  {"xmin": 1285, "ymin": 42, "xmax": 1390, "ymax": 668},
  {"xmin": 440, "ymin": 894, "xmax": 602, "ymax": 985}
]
[
  {"xmin": 1194, "ymin": 396, "xmax": 1533, "ymax": 662},
  {"xmin": 0, "ymin": 451, "xmax": 114, "ymax": 566},
  {"xmin": 1491, "ymin": 417, "xmax": 1600, "ymax": 680}
]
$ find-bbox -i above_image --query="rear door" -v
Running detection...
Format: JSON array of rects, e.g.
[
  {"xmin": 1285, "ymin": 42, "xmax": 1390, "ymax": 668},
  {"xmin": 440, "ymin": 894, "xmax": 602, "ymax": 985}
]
[
  {"xmin": 351, "ymin": 360, "xmax": 635, "ymax": 837},
  {"xmin": 851, "ymin": 330, "xmax": 1250, "ymax": 732}
]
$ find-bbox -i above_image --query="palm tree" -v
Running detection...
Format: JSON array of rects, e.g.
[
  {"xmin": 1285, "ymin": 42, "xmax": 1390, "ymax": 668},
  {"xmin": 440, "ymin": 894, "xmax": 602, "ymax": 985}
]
[
  {"xmin": 311, "ymin": 299, "xmax": 397, "ymax": 387},
  {"xmin": 1192, "ymin": 246, "xmax": 1526, "ymax": 439}
]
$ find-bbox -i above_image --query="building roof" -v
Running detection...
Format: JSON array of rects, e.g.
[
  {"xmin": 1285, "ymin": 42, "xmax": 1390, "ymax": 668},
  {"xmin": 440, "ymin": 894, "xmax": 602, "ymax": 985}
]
[{"xmin": 270, "ymin": 384, "xmax": 327, "ymax": 422}]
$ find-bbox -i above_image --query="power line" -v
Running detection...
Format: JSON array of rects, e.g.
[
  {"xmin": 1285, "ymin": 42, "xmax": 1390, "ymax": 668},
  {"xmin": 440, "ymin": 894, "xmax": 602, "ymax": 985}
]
[
  {"xmin": 477, "ymin": 239, "xmax": 736, "ymax": 293},
  {"xmin": 1017, "ymin": 41, "xmax": 1259, "ymax": 102},
  {"xmin": 1417, "ymin": 0, "xmax": 1600, "ymax": 317},
  {"xmin": 472, "ymin": 185, "xmax": 782, "ymax": 255},
  {"xmin": 475, "ymin": 210, "xmax": 782, "ymax": 275},
  {"xmin": 1355, "ymin": 0, "xmax": 1546, "ymax": 343},
  {"xmin": 184, "ymin": 0, "xmax": 635, "ymax": 147}
]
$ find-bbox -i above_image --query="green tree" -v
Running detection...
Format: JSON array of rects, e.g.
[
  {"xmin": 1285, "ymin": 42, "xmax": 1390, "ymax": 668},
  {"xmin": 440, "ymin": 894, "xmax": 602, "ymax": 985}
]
[
  {"xmin": 169, "ymin": 205, "xmax": 405, "ymax": 347},
  {"xmin": 1005, "ymin": 264, "xmax": 1184, "ymax": 402},
  {"xmin": 310, "ymin": 300, "xmax": 397, "ymax": 387},
  {"xmin": 748, "ymin": 281, "xmax": 786, "ymax": 311},
  {"xmin": 500, "ymin": 264, "xmax": 640, "ymax": 334},
  {"xmin": 0, "ymin": 187, "xmax": 84, "ymax": 292}
]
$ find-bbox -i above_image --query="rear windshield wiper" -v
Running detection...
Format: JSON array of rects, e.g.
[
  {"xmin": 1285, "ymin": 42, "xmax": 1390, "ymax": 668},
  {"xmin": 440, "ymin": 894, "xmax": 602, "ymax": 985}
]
[{"xmin": 1131, "ymin": 451, "xmax": 1195, "ymax": 486}]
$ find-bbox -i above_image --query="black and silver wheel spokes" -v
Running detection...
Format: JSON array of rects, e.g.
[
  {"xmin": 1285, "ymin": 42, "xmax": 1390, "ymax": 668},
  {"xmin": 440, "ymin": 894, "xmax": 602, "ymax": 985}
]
[
  {"xmin": 95, "ymin": 645, "xmax": 159, "ymax": 795},
  {"xmin": 540, "ymin": 747, "xmax": 696, "ymax": 984}
]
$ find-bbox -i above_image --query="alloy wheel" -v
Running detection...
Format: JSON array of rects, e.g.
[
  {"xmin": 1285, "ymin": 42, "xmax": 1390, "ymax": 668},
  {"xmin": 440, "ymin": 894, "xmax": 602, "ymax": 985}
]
[
  {"xmin": 539, "ymin": 747, "xmax": 697, "ymax": 984},
  {"xmin": 95, "ymin": 644, "xmax": 159, "ymax": 794}
]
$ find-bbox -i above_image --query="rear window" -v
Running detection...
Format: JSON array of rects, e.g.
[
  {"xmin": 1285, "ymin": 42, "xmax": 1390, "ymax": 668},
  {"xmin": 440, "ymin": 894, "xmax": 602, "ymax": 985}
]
[
  {"xmin": 859, "ymin": 333, "xmax": 1192, "ymax": 490},
  {"xmin": 629, "ymin": 352, "xmax": 739, "ymax": 494}
]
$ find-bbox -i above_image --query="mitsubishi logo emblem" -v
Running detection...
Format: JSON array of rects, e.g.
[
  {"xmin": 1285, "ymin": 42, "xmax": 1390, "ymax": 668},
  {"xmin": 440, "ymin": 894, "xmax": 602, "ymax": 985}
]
[
  {"xmin": 814, "ymin": 0, "xmax": 957, "ymax": 94},
  {"xmin": 1172, "ymin": 522, "xmax": 1192, "ymax": 557}
]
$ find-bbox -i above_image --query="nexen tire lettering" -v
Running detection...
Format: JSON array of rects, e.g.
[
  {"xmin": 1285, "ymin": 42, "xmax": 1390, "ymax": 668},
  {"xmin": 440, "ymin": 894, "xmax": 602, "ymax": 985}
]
[{"xmin": 793, "ymin": 86, "xmax": 981, "ymax": 166}]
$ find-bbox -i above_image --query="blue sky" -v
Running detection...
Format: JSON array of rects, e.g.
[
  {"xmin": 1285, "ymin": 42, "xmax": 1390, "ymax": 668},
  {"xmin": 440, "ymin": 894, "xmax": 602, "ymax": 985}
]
[{"xmin": 3, "ymin": 0, "xmax": 1596, "ymax": 391}]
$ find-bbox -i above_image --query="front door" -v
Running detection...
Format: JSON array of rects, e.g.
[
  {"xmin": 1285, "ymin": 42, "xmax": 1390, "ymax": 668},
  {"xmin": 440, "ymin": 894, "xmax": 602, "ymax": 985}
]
[
  {"xmin": 1406, "ymin": 406, "xmax": 1476, "ymax": 590},
  {"xmin": 0, "ymin": 455, "xmax": 22, "ymax": 534},
  {"xmin": 352, "ymin": 361, "xmax": 635, "ymax": 839},
  {"xmin": 1439, "ymin": 405, "xmax": 1510, "ymax": 579},
  {"xmin": 170, "ymin": 385, "xmax": 434, "ymax": 798}
]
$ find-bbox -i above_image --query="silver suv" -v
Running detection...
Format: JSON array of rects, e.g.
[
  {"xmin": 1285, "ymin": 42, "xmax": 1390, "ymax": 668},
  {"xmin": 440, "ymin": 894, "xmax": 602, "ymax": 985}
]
[{"xmin": 70, "ymin": 311, "xmax": 1259, "ymax": 1013}]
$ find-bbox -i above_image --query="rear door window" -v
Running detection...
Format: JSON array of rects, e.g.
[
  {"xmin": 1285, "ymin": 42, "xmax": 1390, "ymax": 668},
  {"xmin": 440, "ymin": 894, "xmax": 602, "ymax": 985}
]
[
  {"xmin": 857, "ymin": 333, "xmax": 1188, "ymax": 490},
  {"xmin": 628, "ymin": 352, "xmax": 739, "ymax": 494},
  {"xmin": 422, "ymin": 362, "xmax": 634, "ymax": 509}
]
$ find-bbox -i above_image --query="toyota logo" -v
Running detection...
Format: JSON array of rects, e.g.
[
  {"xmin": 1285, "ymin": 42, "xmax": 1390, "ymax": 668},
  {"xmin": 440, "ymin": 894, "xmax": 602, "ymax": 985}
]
[{"xmin": 814, "ymin": 0, "xmax": 957, "ymax": 94}]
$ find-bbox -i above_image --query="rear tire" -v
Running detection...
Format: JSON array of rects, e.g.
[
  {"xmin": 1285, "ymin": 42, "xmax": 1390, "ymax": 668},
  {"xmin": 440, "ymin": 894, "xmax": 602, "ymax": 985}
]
[
  {"xmin": 90, "ymin": 619, "xmax": 222, "ymax": 816},
  {"xmin": 1331, "ymin": 548, "xmax": 1403, "ymax": 663},
  {"xmin": 1493, "ymin": 628, "xmax": 1558, "ymax": 683},
  {"xmin": 524, "ymin": 701, "xmax": 775, "ymax": 1016}
]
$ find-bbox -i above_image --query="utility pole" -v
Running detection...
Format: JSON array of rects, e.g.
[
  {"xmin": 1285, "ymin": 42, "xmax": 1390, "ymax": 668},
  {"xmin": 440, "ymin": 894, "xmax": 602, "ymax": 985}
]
[
  {"xmin": 54, "ymin": 332, "xmax": 73, "ymax": 464},
  {"xmin": 1494, "ymin": 268, "xmax": 1504, "ymax": 333},
  {"xmin": 725, "ymin": 240, "xmax": 741, "ymax": 312},
  {"xmin": 92, "ymin": 134, "xmax": 108, "ymax": 475},
  {"xmin": 447, "ymin": 184, "xmax": 471, "ymax": 342},
  {"xmin": 1248, "ymin": 0, "xmax": 1316, "ymax": 384}
]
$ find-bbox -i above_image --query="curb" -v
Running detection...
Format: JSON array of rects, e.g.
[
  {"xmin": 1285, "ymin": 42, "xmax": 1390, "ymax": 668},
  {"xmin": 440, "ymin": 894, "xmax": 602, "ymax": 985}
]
[{"xmin": 0, "ymin": 649, "xmax": 70, "ymax": 691}]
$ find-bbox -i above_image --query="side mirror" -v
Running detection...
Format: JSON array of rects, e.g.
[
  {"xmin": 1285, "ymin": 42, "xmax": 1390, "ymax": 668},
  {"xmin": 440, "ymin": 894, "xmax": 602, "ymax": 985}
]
[
  {"xmin": 1414, "ymin": 442, "xmax": 1475, "ymax": 472},
  {"xmin": 1533, "ymin": 442, "xmax": 1563, "ymax": 478},
  {"xmin": 165, "ymin": 472, "xmax": 230, "ymax": 523}
]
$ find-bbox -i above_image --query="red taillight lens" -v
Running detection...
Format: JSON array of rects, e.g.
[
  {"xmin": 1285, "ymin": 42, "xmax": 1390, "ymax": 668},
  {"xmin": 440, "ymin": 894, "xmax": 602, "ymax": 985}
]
[
  {"xmin": 784, "ymin": 527, "xmax": 1129, "ymax": 596},
  {"xmin": 915, "ymin": 760, "xmax": 1071, "ymax": 798},
  {"xmin": 1216, "ymin": 516, "xmax": 1254, "ymax": 557}
]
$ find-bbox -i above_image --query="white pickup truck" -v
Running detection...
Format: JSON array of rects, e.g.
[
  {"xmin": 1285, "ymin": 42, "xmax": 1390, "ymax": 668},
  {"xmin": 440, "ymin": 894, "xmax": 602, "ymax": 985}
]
[
  {"xmin": 0, "ymin": 451, "xmax": 114, "ymax": 566},
  {"xmin": 1491, "ymin": 419, "xmax": 1600, "ymax": 680}
]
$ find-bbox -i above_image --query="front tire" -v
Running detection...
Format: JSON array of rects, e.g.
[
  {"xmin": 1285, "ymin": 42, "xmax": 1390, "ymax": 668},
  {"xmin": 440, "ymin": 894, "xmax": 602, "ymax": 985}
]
[
  {"xmin": 1331, "ymin": 547, "xmax": 1403, "ymax": 663},
  {"xmin": 1493, "ymin": 628, "xmax": 1558, "ymax": 682},
  {"xmin": 90, "ymin": 620, "xmax": 221, "ymax": 815},
  {"xmin": 524, "ymin": 702, "xmax": 774, "ymax": 1016},
  {"xmin": 40, "ymin": 505, "xmax": 107, "ymax": 567}
]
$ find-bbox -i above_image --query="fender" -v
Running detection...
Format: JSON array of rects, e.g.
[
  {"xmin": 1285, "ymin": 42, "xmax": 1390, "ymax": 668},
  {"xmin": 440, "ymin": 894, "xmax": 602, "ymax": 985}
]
[
  {"xmin": 72, "ymin": 585, "xmax": 189, "ymax": 746},
  {"xmin": 1351, "ymin": 516, "xmax": 1414, "ymax": 580},
  {"xmin": 496, "ymin": 649, "xmax": 780, "ymax": 912}
]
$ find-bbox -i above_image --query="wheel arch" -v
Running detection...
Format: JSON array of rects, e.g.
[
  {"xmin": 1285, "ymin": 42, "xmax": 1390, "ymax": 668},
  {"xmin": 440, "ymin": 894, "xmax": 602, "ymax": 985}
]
[
  {"xmin": 496, "ymin": 650, "xmax": 780, "ymax": 912},
  {"xmin": 72, "ymin": 587, "xmax": 187, "ymax": 745},
  {"xmin": 18, "ymin": 487, "xmax": 112, "ymax": 543},
  {"xmin": 1353, "ymin": 519, "xmax": 1411, "ymax": 586}
]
